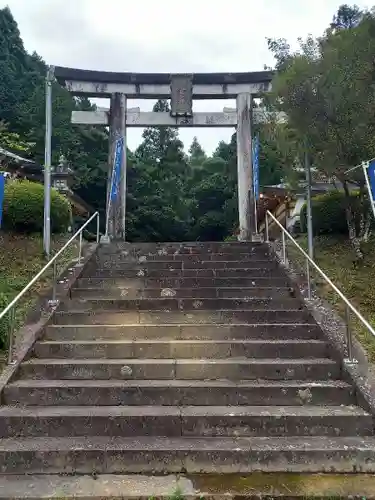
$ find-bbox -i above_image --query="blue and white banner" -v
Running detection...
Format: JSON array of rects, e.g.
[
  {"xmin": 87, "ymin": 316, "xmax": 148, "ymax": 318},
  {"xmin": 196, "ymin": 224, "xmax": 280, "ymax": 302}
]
[
  {"xmin": 252, "ymin": 134, "xmax": 260, "ymax": 200},
  {"xmin": 110, "ymin": 137, "xmax": 124, "ymax": 202},
  {"xmin": 0, "ymin": 173, "xmax": 5, "ymax": 229},
  {"xmin": 363, "ymin": 160, "xmax": 375, "ymax": 219},
  {"xmin": 366, "ymin": 160, "xmax": 375, "ymax": 200}
]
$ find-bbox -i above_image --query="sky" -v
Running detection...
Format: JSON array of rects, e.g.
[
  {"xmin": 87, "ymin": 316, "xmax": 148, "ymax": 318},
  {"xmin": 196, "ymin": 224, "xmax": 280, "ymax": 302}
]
[{"xmin": 1, "ymin": 0, "xmax": 372, "ymax": 154}]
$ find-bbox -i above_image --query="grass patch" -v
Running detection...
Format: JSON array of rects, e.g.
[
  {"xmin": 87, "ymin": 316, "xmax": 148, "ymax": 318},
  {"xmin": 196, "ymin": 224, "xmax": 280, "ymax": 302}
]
[
  {"xmin": 286, "ymin": 234, "xmax": 375, "ymax": 361},
  {"xmin": 0, "ymin": 231, "xmax": 80, "ymax": 364},
  {"xmin": 190, "ymin": 472, "xmax": 375, "ymax": 496}
]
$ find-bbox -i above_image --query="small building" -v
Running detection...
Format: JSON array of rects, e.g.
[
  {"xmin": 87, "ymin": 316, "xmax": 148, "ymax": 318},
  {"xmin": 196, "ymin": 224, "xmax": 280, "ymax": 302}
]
[{"xmin": 260, "ymin": 179, "xmax": 358, "ymax": 237}]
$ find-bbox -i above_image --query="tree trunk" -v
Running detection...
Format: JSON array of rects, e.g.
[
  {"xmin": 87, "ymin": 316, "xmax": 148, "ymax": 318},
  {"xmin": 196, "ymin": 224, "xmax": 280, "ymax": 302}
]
[
  {"xmin": 346, "ymin": 206, "xmax": 364, "ymax": 259},
  {"xmin": 343, "ymin": 179, "xmax": 364, "ymax": 260},
  {"xmin": 357, "ymin": 183, "xmax": 372, "ymax": 243},
  {"xmin": 363, "ymin": 215, "xmax": 371, "ymax": 242}
]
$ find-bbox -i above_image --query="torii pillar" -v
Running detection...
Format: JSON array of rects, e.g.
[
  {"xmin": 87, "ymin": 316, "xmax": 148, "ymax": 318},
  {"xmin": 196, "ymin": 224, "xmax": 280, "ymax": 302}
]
[
  {"xmin": 236, "ymin": 93, "xmax": 254, "ymax": 241},
  {"xmin": 107, "ymin": 93, "xmax": 127, "ymax": 239}
]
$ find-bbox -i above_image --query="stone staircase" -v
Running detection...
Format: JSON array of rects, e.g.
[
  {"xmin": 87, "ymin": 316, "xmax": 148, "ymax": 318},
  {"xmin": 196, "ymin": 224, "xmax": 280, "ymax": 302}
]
[{"xmin": 1, "ymin": 241, "xmax": 375, "ymax": 497}]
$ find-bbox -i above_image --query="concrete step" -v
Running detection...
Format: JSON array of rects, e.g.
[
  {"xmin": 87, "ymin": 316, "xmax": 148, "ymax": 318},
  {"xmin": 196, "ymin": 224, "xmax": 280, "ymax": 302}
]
[
  {"xmin": 97, "ymin": 241, "xmax": 268, "ymax": 256},
  {"xmin": 87, "ymin": 268, "xmax": 285, "ymax": 279},
  {"xmin": 44, "ymin": 323, "xmax": 323, "ymax": 341},
  {"xmin": 2, "ymin": 472, "xmax": 375, "ymax": 499},
  {"xmin": 4, "ymin": 379, "xmax": 355, "ymax": 406},
  {"xmin": 71, "ymin": 286, "xmax": 294, "ymax": 300},
  {"xmin": 76, "ymin": 276, "xmax": 291, "ymax": 288},
  {"xmin": 18, "ymin": 358, "xmax": 340, "ymax": 381},
  {"xmin": 1, "ymin": 436, "xmax": 375, "ymax": 473},
  {"xmin": 0, "ymin": 405, "xmax": 370, "ymax": 438},
  {"xmin": 95, "ymin": 251, "xmax": 271, "ymax": 263},
  {"xmin": 52, "ymin": 309, "xmax": 313, "ymax": 325},
  {"xmin": 33, "ymin": 339, "xmax": 329, "ymax": 360},
  {"xmin": 90, "ymin": 260, "xmax": 278, "ymax": 271},
  {"xmin": 58, "ymin": 297, "xmax": 302, "ymax": 312}
]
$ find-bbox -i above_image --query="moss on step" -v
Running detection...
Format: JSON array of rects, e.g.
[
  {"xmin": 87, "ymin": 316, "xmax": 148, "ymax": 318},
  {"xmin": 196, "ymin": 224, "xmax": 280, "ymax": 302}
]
[{"xmin": 189, "ymin": 472, "xmax": 375, "ymax": 497}]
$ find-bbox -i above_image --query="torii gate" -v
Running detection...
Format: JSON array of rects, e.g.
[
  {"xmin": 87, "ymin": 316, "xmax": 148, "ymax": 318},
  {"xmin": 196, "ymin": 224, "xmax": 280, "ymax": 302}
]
[{"xmin": 54, "ymin": 67, "xmax": 276, "ymax": 241}]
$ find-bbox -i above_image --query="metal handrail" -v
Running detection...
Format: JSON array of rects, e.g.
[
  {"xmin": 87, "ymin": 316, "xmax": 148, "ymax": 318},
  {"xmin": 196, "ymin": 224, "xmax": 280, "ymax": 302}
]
[
  {"xmin": 265, "ymin": 210, "xmax": 375, "ymax": 364},
  {"xmin": 0, "ymin": 211, "xmax": 100, "ymax": 364}
]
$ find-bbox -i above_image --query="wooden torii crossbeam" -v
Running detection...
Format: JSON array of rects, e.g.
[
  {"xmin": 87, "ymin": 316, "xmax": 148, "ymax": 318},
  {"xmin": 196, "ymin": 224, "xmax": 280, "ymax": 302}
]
[{"xmin": 55, "ymin": 67, "xmax": 278, "ymax": 240}]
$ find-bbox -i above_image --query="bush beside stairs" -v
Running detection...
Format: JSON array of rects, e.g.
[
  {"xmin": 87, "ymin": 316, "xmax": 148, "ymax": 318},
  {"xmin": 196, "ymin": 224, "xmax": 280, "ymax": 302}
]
[{"xmin": 0, "ymin": 241, "xmax": 375, "ymax": 498}]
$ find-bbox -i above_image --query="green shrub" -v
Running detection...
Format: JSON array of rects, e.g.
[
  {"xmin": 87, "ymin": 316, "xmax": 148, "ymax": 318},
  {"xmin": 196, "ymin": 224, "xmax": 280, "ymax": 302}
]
[
  {"xmin": 2, "ymin": 180, "xmax": 72, "ymax": 234},
  {"xmin": 299, "ymin": 190, "xmax": 372, "ymax": 236}
]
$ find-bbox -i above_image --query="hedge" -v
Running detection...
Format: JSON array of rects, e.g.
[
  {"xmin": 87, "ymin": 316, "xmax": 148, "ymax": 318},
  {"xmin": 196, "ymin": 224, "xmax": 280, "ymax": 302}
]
[
  {"xmin": 300, "ymin": 190, "xmax": 371, "ymax": 236},
  {"xmin": 2, "ymin": 180, "xmax": 71, "ymax": 234}
]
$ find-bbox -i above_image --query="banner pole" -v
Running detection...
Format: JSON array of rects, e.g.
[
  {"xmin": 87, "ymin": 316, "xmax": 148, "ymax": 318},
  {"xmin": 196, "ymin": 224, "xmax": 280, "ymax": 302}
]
[
  {"xmin": 43, "ymin": 66, "xmax": 54, "ymax": 259},
  {"xmin": 253, "ymin": 134, "xmax": 260, "ymax": 234}
]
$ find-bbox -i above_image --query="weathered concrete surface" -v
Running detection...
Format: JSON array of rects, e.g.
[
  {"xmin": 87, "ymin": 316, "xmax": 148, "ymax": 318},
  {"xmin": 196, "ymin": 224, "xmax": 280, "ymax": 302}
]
[
  {"xmin": 17, "ymin": 357, "xmax": 340, "ymax": 381},
  {"xmin": 94, "ymin": 251, "xmax": 271, "ymax": 264},
  {"xmin": 1, "ymin": 239, "xmax": 374, "ymax": 486},
  {"xmin": 107, "ymin": 92, "xmax": 126, "ymax": 239},
  {"xmin": 72, "ymin": 108, "xmax": 285, "ymax": 128},
  {"xmin": 72, "ymin": 109, "xmax": 240, "ymax": 127},
  {"xmin": 0, "ymin": 405, "xmax": 371, "ymax": 438},
  {"xmin": 76, "ymin": 276, "xmax": 291, "ymax": 288},
  {"xmin": 86, "ymin": 267, "xmax": 286, "ymax": 279},
  {"xmin": 32, "ymin": 339, "xmax": 329, "ymax": 359},
  {"xmin": 0, "ymin": 474, "xmax": 182, "ymax": 500},
  {"xmin": 89, "ymin": 259, "xmax": 278, "ymax": 270},
  {"xmin": 44, "ymin": 323, "xmax": 323, "ymax": 341},
  {"xmin": 71, "ymin": 285, "xmax": 293, "ymax": 300},
  {"xmin": 3, "ymin": 472, "xmax": 375, "ymax": 499},
  {"xmin": 2, "ymin": 436, "xmax": 375, "ymax": 474},
  {"xmin": 62, "ymin": 78, "xmax": 271, "ymax": 99},
  {"xmin": 52, "ymin": 309, "xmax": 313, "ymax": 325},
  {"xmin": 96, "ymin": 241, "xmax": 267, "ymax": 255},
  {"xmin": 4, "ymin": 379, "xmax": 355, "ymax": 407},
  {"xmin": 57, "ymin": 297, "xmax": 302, "ymax": 312}
]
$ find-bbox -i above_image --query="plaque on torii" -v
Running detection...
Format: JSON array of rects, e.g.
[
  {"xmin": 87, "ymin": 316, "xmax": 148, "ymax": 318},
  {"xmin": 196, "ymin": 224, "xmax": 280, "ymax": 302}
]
[{"xmin": 170, "ymin": 74, "xmax": 193, "ymax": 117}]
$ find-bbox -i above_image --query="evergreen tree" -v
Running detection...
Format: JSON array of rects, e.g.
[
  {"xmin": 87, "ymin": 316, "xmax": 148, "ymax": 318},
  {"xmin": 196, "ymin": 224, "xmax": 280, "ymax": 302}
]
[
  {"xmin": 330, "ymin": 4, "xmax": 363, "ymax": 31},
  {"xmin": 188, "ymin": 136, "xmax": 206, "ymax": 166},
  {"xmin": 0, "ymin": 7, "xmax": 109, "ymax": 216},
  {"xmin": 128, "ymin": 100, "xmax": 191, "ymax": 241},
  {"xmin": 0, "ymin": 7, "xmax": 28, "ymax": 127},
  {"xmin": 136, "ymin": 100, "xmax": 185, "ymax": 166}
]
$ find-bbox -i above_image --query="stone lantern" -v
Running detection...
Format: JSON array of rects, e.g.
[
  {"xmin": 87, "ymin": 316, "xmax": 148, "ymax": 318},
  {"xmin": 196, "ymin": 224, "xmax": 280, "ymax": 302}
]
[{"xmin": 51, "ymin": 154, "xmax": 73, "ymax": 193}]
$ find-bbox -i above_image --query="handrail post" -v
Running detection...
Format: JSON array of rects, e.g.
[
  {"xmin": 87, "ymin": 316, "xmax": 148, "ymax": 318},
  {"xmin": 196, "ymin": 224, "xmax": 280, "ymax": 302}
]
[
  {"xmin": 7, "ymin": 306, "xmax": 16, "ymax": 365},
  {"xmin": 78, "ymin": 232, "xmax": 83, "ymax": 265},
  {"xmin": 306, "ymin": 257, "xmax": 312, "ymax": 299},
  {"xmin": 96, "ymin": 214, "xmax": 100, "ymax": 243},
  {"xmin": 282, "ymin": 231, "xmax": 287, "ymax": 264},
  {"xmin": 49, "ymin": 259, "xmax": 58, "ymax": 306},
  {"xmin": 265, "ymin": 212, "xmax": 269, "ymax": 242},
  {"xmin": 345, "ymin": 305, "xmax": 354, "ymax": 363}
]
